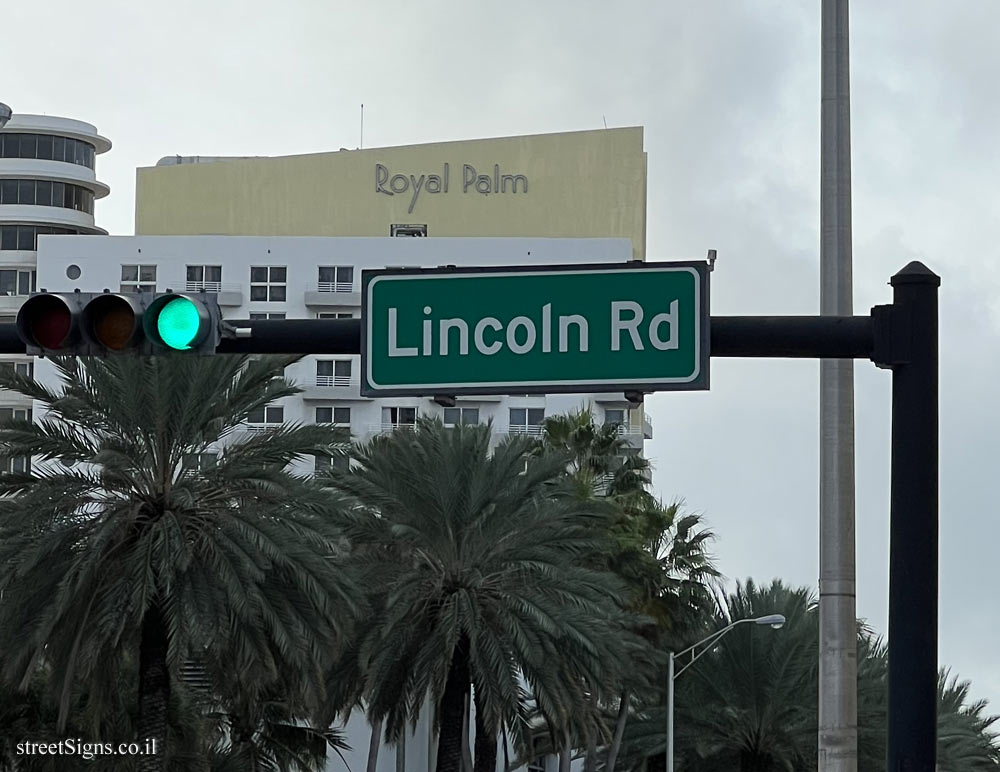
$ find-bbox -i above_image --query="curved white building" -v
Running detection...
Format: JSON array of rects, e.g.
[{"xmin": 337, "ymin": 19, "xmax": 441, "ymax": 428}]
[
  {"xmin": 0, "ymin": 114, "xmax": 110, "ymax": 250},
  {"xmin": 0, "ymin": 113, "xmax": 110, "ymax": 466}
]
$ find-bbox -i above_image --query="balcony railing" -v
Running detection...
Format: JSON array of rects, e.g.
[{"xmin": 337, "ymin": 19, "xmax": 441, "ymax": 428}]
[
  {"xmin": 183, "ymin": 281, "xmax": 243, "ymax": 293},
  {"xmin": 246, "ymin": 424, "xmax": 279, "ymax": 433},
  {"xmin": 367, "ymin": 422, "xmax": 416, "ymax": 435},
  {"xmin": 317, "ymin": 281, "xmax": 354, "ymax": 293},
  {"xmin": 507, "ymin": 424, "xmax": 545, "ymax": 436},
  {"xmin": 607, "ymin": 423, "xmax": 644, "ymax": 437},
  {"xmin": 316, "ymin": 375, "xmax": 352, "ymax": 387}
]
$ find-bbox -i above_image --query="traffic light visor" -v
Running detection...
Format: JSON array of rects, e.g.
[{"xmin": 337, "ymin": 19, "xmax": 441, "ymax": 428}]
[{"xmin": 17, "ymin": 294, "xmax": 75, "ymax": 350}]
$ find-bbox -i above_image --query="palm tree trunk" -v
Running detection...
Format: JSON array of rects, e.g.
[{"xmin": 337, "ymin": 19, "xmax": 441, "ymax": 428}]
[
  {"xmin": 473, "ymin": 688, "xmax": 497, "ymax": 772},
  {"xmin": 137, "ymin": 603, "xmax": 170, "ymax": 772},
  {"xmin": 435, "ymin": 636, "xmax": 471, "ymax": 772},
  {"xmin": 604, "ymin": 689, "xmax": 630, "ymax": 772},
  {"xmin": 647, "ymin": 749, "xmax": 666, "ymax": 772},
  {"xmin": 558, "ymin": 729, "xmax": 572, "ymax": 772},
  {"xmin": 396, "ymin": 730, "xmax": 406, "ymax": 772},
  {"xmin": 462, "ymin": 694, "xmax": 474, "ymax": 772},
  {"xmin": 368, "ymin": 717, "xmax": 384, "ymax": 772}
]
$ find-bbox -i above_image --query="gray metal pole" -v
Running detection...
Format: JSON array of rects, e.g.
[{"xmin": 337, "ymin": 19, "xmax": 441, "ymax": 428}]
[
  {"xmin": 666, "ymin": 652, "xmax": 674, "ymax": 772},
  {"xmin": 819, "ymin": 1, "xmax": 858, "ymax": 770}
]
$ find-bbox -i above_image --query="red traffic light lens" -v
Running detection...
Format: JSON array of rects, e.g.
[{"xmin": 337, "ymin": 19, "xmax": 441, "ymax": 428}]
[
  {"xmin": 85, "ymin": 295, "xmax": 140, "ymax": 351},
  {"xmin": 17, "ymin": 295, "xmax": 73, "ymax": 350}
]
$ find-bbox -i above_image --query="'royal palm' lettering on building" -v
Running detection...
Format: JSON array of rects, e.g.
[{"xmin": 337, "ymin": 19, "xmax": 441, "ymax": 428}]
[{"xmin": 374, "ymin": 162, "xmax": 527, "ymax": 213}]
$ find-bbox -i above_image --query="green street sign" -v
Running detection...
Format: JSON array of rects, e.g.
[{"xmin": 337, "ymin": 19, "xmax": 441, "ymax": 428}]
[{"xmin": 361, "ymin": 261, "xmax": 709, "ymax": 396}]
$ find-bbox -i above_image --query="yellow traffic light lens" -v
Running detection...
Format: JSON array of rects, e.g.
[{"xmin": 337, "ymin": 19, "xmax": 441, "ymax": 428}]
[
  {"xmin": 94, "ymin": 305, "xmax": 136, "ymax": 350},
  {"xmin": 157, "ymin": 297, "xmax": 201, "ymax": 350}
]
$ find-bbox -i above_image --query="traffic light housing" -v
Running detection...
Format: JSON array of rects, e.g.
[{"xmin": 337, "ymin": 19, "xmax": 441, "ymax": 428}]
[{"xmin": 17, "ymin": 291, "xmax": 223, "ymax": 356}]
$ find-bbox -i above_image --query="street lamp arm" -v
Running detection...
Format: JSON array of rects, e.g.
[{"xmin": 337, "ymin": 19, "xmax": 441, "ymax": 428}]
[{"xmin": 673, "ymin": 619, "xmax": 751, "ymax": 679}]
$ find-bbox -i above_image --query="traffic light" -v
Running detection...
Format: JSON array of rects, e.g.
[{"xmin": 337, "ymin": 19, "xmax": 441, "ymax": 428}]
[{"xmin": 16, "ymin": 291, "xmax": 223, "ymax": 356}]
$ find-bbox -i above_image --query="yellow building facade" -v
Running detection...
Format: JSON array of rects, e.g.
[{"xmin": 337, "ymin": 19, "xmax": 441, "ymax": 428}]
[{"xmin": 134, "ymin": 127, "xmax": 647, "ymax": 260}]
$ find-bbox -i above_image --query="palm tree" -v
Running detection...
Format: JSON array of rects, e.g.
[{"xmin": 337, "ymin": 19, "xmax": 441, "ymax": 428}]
[
  {"xmin": 324, "ymin": 417, "xmax": 644, "ymax": 772},
  {"xmin": 617, "ymin": 580, "xmax": 1000, "ymax": 772},
  {"xmin": 0, "ymin": 355, "xmax": 362, "ymax": 772},
  {"xmin": 537, "ymin": 411, "xmax": 718, "ymax": 772}
]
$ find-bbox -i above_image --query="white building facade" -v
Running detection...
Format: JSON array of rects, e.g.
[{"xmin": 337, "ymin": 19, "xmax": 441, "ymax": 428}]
[
  {"xmin": 0, "ymin": 114, "xmax": 111, "ymax": 470},
  {"xmin": 34, "ymin": 235, "xmax": 652, "ymax": 463},
  {"xmin": 32, "ymin": 234, "xmax": 650, "ymax": 772}
]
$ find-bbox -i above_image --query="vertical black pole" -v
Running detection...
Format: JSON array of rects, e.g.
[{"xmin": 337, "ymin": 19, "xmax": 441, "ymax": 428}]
[{"xmin": 886, "ymin": 261, "xmax": 940, "ymax": 771}]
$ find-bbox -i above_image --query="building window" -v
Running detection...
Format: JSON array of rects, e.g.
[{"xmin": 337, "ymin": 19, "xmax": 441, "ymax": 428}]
[
  {"xmin": 0, "ymin": 269, "xmax": 35, "ymax": 296},
  {"xmin": 382, "ymin": 406, "xmax": 417, "ymax": 429},
  {"xmin": 315, "ymin": 452, "xmax": 350, "ymax": 474},
  {"xmin": 443, "ymin": 407, "xmax": 479, "ymax": 426},
  {"xmin": 2, "ymin": 455, "xmax": 30, "ymax": 474},
  {"xmin": 247, "ymin": 405, "xmax": 283, "ymax": 429},
  {"xmin": 604, "ymin": 409, "xmax": 630, "ymax": 435},
  {"xmin": 0, "ymin": 361, "xmax": 33, "ymax": 379},
  {"xmin": 318, "ymin": 266, "xmax": 354, "ymax": 293},
  {"xmin": 0, "ymin": 133, "xmax": 96, "ymax": 169},
  {"xmin": 250, "ymin": 266, "xmax": 286, "ymax": 302},
  {"xmin": 181, "ymin": 453, "xmax": 218, "ymax": 473},
  {"xmin": 121, "ymin": 265, "xmax": 156, "ymax": 293},
  {"xmin": 0, "ymin": 224, "xmax": 80, "ymax": 251},
  {"xmin": 317, "ymin": 360, "xmax": 351, "ymax": 387},
  {"xmin": 390, "ymin": 224, "xmax": 427, "ymax": 237},
  {"xmin": 186, "ymin": 265, "xmax": 222, "ymax": 292},
  {"xmin": 249, "ymin": 313, "xmax": 286, "ymax": 320},
  {"xmin": 0, "ymin": 179, "xmax": 94, "ymax": 214},
  {"xmin": 317, "ymin": 312, "xmax": 355, "ymax": 319},
  {"xmin": 509, "ymin": 407, "xmax": 545, "ymax": 435},
  {"xmin": 0, "ymin": 407, "xmax": 31, "ymax": 422},
  {"xmin": 316, "ymin": 405, "xmax": 351, "ymax": 425}
]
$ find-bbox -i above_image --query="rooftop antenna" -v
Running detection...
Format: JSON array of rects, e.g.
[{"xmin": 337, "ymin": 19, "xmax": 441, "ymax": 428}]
[
  {"xmin": 603, "ymin": 115, "xmax": 608, "ymax": 129},
  {"xmin": 360, "ymin": 103, "xmax": 364, "ymax": 149}
]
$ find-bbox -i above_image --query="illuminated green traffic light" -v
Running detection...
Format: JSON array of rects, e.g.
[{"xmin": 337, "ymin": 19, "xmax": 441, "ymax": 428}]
[{"xmin": 157, "ymin": 297, "xmax": 202, "ymax": 350}]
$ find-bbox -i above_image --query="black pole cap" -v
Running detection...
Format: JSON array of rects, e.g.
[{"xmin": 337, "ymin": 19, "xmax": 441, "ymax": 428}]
[{"xmin": 890, "ymin": 261, "xmax": 941, "ymax": 287}]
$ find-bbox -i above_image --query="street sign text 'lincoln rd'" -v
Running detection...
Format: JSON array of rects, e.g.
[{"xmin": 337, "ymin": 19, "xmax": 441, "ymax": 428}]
[{"xmin": 361, "ymin": 262, "xmax": 709, "ymax": 396}]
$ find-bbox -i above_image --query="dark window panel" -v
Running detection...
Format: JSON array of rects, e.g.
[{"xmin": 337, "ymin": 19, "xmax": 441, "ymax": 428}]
[
  {"xmin": 18, "ymin": 135, "xmax": 36, "ymax": 158},
  {"xmin": 52, "ymin": 137, "xmax": 65, "ymax": 162},
  {"xmin": 36, "ymin": 135, "xmax": 53, "ymax": 159},
  {"xmin": 0, "ymin": 227, "xmax": 15, "ymax": 250},
  {"xmin": 17, "ymin": 180, "xmax": 35, "ymax": 204},
  {"xmin": 17, "ymin": 226, "xmax": 34, "ymax": 250},
  {"xmin": 0, "ymin": 271, "xmax": 16, "ymax": 295},
  {"xmin": 2, "ymin": 135, "xmax": 19, "ymax": 157},
  {"xmin": 0, "ymin": 180, "xmax": 16, "ymax": 204},
  {"xmin": 250, "ymin": 267, "xmax": 267, "ymax": 283},
  {"xmin": 268, "ymin": 286, "xmax": 286, "ymax": 302},
  {"xmin": 35, "ymin": 180, "xmax": 52, "ymax": 207}
]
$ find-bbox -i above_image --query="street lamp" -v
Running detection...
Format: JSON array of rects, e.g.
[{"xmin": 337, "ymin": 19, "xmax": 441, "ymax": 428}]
[
  {"xmin": 0, "ymin": 103, "xmax": 11, "ymax": 129},
  {"xmin": 666, "ymin": 614, "xmax": 786, "ymax": 772}
]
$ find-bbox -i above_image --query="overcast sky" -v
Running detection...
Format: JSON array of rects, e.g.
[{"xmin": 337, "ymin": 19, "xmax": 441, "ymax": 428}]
[{"xmin": 7, "ymin": 0, "xmax": 999, "ymax": 713}]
